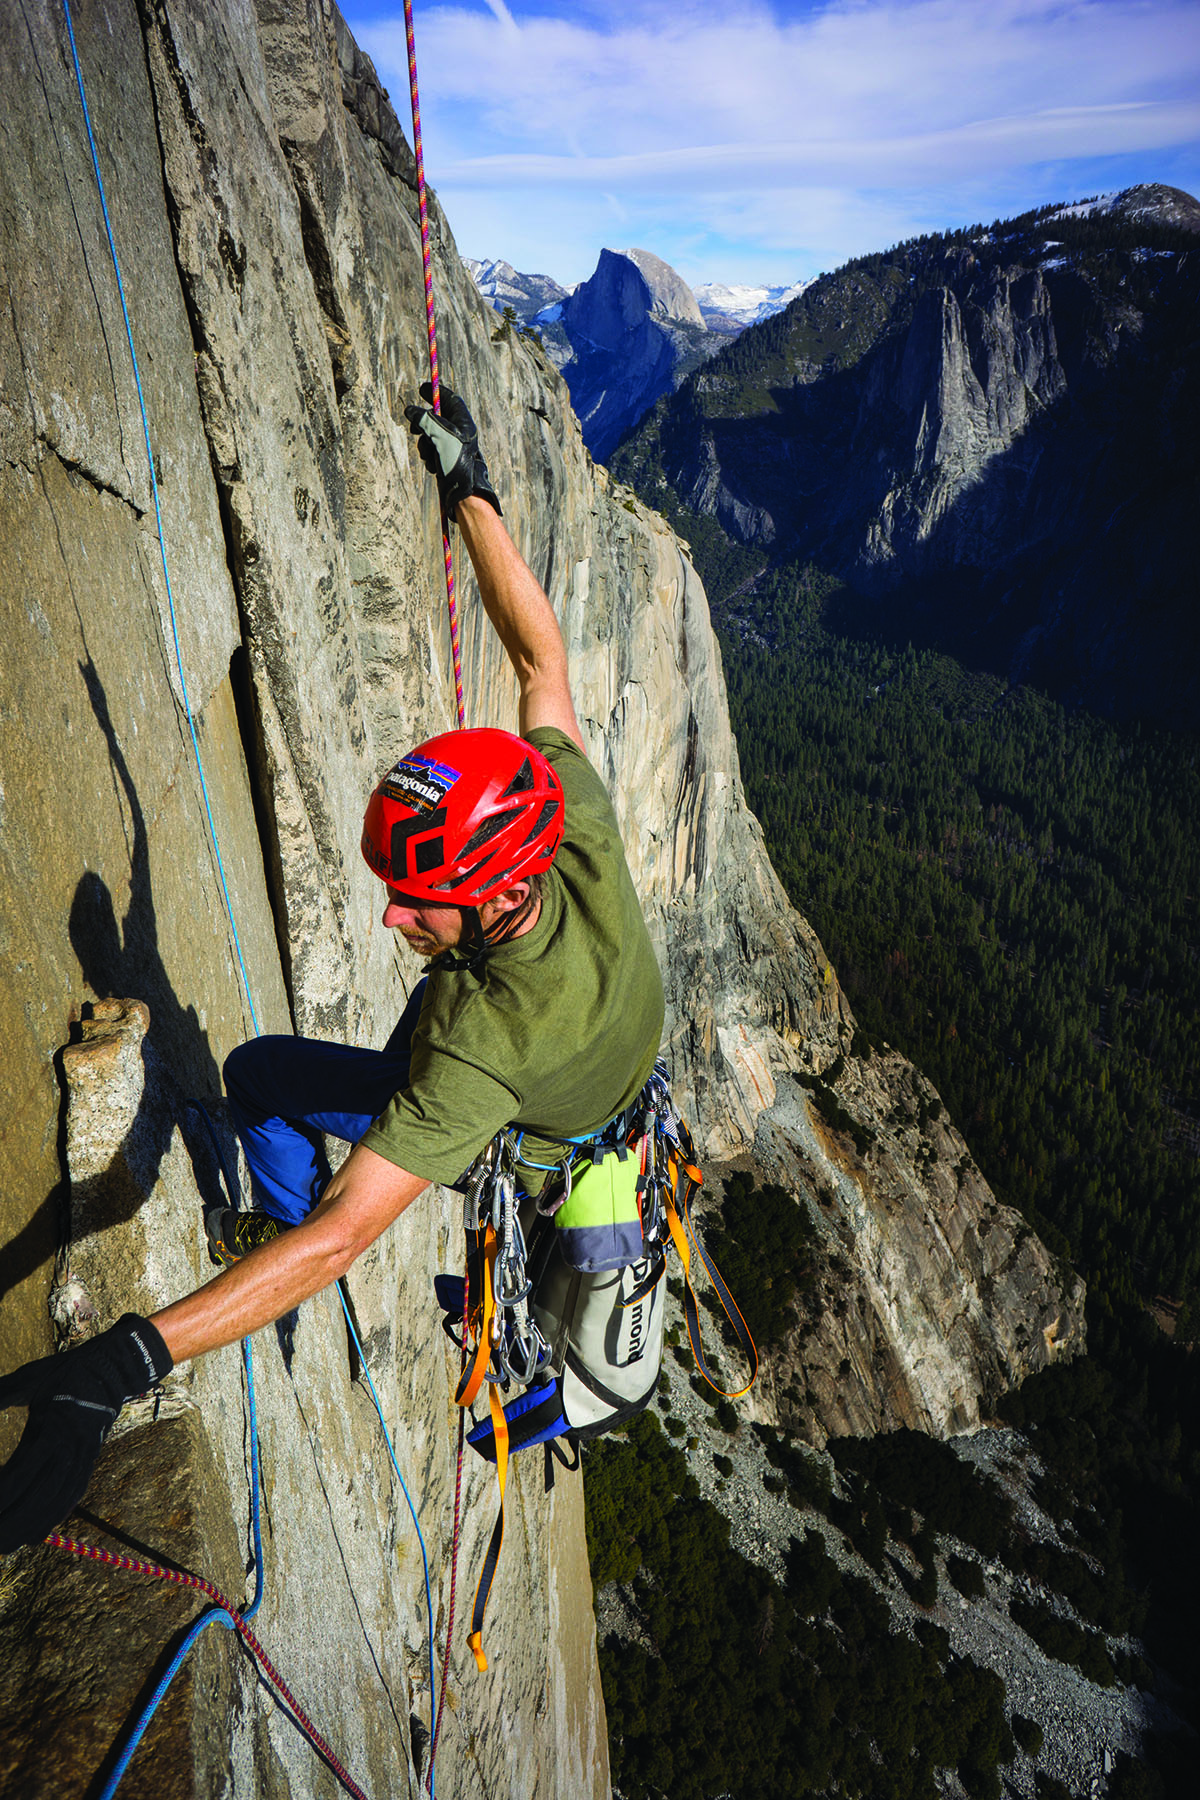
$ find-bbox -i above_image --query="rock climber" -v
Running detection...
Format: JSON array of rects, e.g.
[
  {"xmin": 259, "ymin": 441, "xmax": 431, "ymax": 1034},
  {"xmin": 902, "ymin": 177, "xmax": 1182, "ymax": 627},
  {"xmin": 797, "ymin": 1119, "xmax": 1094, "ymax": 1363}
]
[{"xmin": 0, "ymin": 387, "xmax": 665, "ymax": 1552}]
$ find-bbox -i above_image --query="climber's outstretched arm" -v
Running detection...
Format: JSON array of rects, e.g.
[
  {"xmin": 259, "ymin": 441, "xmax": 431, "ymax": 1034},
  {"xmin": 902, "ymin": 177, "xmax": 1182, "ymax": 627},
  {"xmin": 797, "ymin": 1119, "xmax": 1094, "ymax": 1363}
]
[
  {"xmin": 456, "ymin": 495, "xmax": 583, "ymax": 749},
  {"xmin": 150, "ymin": 1144, "xmax": 428, "ymax": 1363},
  {"xmin": 405, "ymin": 385, "xmax": 584, "ymax": 750},
  {"xmin": 0, "ymin": 1146, "xmax": 426, "ymax": 1548}
]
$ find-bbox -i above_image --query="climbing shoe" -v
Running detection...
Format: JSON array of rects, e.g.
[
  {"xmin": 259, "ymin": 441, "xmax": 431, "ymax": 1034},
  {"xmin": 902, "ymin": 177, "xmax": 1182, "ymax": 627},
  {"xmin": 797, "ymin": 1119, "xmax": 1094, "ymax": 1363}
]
[{"xmin": 205, "ymin": 1205, "xmax": 288, "ymax": 1267}]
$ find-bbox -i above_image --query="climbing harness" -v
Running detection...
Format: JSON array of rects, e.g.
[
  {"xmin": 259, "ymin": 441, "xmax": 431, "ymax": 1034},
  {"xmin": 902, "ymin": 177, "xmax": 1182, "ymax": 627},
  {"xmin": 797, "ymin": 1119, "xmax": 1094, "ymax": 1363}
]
[
  {"xmin": 52, "ymin": 5, "xmax": 438, "ymax": 1794},
  {"xmin": 403, "ymin": 0, "xmax": 465, "ymax": 730},
  {"xmin": 444, "ymin": 1060, "xmax": 758, "ymax": 1667}
]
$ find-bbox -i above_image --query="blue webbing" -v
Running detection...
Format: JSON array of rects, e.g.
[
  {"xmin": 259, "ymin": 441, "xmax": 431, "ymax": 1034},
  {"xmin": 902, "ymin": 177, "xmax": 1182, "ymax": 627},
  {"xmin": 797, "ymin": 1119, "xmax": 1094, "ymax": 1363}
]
[{"xmin": 337, "ymin": 1288, "xmax": 438, "ymax": 1714}]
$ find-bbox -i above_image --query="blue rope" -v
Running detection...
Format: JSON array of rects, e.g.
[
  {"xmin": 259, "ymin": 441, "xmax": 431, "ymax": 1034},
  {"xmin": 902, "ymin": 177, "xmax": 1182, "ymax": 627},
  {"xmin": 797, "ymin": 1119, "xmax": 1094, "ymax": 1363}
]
[
  {"xmin": 97, "ymin": 1335, "xmax": 260, "ymax": 1800},
  {"xmin": 96, "ymin": 1109, "xmax": 265, "ymax": 1800},
  {"xmin": 62, "ymin": 0, "xmax": 267, "ymax": 1779},
  {"xmin": 184, "ymin": 1098, "xmax": 264, "ymax": 1621},
  {"xmin": 337, "ymin": 1289, "xmax": 439, "ymax": 1731},
  {"xmin": 100, "ymin": 1619, "xmax": 230, "ymax": 1800},
  {"xmin": 61, "ymin": 0, "xmax": 260, "ymax": 1038},
  {"xmin": 190, "ymin": 1104, "xmax": 439, "ymax": 1784},
  {"xmin": 61, "ymin": 5, "xmax": 439, "ymax": 1793}
]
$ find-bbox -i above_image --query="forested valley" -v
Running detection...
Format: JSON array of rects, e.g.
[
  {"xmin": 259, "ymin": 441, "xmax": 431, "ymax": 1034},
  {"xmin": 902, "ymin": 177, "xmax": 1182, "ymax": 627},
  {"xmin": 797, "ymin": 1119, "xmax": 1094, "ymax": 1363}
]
[
  {"xmin": 730, "ymin": 532, "xmax": 1200, "ymax": 1738},
  {"xmin": 586, "ymin": 510, "xmax": 1199, "ymax": 1797},
  {"xmin": 718, "ymin": 558, "xmax": 1200, "ymax": 1327}
]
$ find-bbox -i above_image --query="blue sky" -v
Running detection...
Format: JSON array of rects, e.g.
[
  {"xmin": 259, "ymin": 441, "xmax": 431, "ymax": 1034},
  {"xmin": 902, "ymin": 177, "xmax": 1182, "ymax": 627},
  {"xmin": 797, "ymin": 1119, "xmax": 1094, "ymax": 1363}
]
[{"xmin": 340, "ymin": 0, "xmax": 1200, "ymax": 288}]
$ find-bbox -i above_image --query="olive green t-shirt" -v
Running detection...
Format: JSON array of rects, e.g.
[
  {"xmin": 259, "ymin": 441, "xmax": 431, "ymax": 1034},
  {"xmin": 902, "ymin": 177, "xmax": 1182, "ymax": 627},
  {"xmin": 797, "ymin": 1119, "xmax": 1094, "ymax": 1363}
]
[{"xmin": 360, "ymin": 727, "xmax": 665, "ymax": 1190}]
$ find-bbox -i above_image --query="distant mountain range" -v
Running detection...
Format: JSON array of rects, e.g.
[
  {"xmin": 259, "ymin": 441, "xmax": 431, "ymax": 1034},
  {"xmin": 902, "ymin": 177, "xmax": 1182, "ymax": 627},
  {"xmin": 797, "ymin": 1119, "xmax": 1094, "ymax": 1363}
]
[
  {"xmin": 464, "ymin": 257, "xmax": 569, "ymax": 322},
  {"xmin": 609, "ymin": 184, "xmax": 1200, "ymax": 728},
  {"xmin": 464, "ymin": 255, "xmax": 806, "ymax": 336},
  {"xmin": 693, "ymin": 279, "xmax": 812, "ymax": 332},
  {"xmin": 465, "ymin": 251, "xmax": 807, "ymax": 461}
]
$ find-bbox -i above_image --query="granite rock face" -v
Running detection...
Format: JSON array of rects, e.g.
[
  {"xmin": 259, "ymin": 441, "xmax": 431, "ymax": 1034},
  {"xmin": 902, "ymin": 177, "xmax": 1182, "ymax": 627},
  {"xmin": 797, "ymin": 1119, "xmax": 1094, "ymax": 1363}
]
[
  {"xmin": 0, "ymin": 3, "xmax": 1080, "ymax": 1795},
  {"xmin": 740, "ymin": 1050, "xmax": 1083, "ymax": 1445}
]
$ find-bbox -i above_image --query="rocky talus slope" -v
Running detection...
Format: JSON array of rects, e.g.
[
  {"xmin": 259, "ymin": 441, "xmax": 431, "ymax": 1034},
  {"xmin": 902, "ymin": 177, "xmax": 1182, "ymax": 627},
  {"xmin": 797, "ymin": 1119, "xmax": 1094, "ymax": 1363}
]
[
  {"xmin": 618, "ymin": 1367, "xmax": 1172, "ymax": 1800},
  {"xmin": 1, "ymin": 4, "xmax": 1078, "ymax": 1796}
]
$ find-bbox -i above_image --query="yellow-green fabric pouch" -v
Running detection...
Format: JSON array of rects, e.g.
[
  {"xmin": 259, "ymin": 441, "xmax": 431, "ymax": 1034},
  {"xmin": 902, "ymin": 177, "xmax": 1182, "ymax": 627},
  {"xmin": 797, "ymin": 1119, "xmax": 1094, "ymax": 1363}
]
[{"xmin": 554, "ymin": 1143, "xmax": 643, "ymax": 1272}]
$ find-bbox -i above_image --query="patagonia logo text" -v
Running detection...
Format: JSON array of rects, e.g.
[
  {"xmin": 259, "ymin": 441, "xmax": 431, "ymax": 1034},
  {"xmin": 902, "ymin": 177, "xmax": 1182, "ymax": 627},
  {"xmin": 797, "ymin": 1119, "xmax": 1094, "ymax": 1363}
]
[{"xmin": 382, "ymin": 753, "xmax": 460, "ymax": 815}]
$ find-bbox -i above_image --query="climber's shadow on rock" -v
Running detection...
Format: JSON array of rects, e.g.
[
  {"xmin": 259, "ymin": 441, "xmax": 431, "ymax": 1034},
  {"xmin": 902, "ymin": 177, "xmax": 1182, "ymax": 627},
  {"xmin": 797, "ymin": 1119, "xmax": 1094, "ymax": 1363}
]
[
  {"xmin": 69, "ymin": 654, "xmax": 235, "ymax": 1201},
  {"xmin": 71, "ymin": 654, "xmax": 222, "ymax": 1081},
  {"xmin": 0, "ymin": 658, "xmax": 234, "ymax": 1308}
]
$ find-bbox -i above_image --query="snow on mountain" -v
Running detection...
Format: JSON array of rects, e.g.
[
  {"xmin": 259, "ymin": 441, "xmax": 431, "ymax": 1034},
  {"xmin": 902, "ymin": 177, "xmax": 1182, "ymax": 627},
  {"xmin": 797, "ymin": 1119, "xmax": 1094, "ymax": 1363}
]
[
  {"xmin": 463, "ymin": 258, "xmax": 809, "ymax": 339},
  {"xmin": 1043, "ymin": 184, "xmax": 1200, "ymax": 233},
  {"xmin": 693, "ymin": 279, "xmax": 812, "ymax": 329},
  {"xmin": 1044, "ymin": 193, "xmax": 1121, "ymax": 222},
  {"xmin": 463, "ymin": 258, "xmax": 570, "ymax": 323},
  {"xmin": 464, "ymin": 186, "xmax": 1200, "ymax": 351}
]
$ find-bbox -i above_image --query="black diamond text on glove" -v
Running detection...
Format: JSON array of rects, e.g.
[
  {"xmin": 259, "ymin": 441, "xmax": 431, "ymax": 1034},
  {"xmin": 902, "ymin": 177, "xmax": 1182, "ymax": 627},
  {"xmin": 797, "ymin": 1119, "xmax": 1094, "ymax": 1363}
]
[
  {"xmin": 404, "ymin": 381, "xmax": 501, "ymax": 522},
  {"xmin": 0, "ymin": 1313, "xmax": 173, "ymax": 1553}
]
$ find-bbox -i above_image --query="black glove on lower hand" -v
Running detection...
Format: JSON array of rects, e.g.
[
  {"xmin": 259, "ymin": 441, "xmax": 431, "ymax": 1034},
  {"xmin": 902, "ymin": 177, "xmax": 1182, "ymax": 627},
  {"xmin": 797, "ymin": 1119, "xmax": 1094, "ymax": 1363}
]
[
  {"xmin": 0, "ymin": 1313, "xmax": 173, "ymax": 1553},
  {"xmin": 404, "ymin": 382, "xmax": 501, "ymax": 522}
]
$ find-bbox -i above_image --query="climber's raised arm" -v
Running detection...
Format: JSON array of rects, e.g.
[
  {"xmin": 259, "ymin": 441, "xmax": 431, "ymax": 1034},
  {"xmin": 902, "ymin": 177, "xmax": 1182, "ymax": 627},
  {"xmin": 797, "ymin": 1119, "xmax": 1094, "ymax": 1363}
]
[
  {"xmin": 456, "ymin": 496, "xmax": 583, "ymax": 747},
  {"xmin": 405, "ymin": 385, "xmax": 584, "ymax": 750}
]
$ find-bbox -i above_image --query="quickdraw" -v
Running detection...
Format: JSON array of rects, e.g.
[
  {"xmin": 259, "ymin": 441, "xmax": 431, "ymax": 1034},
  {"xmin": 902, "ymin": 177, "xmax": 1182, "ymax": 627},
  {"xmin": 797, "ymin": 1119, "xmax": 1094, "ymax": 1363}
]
[{"xmin": 455, "ymin": 1134, "xmax": 555, "ymax": 1407}]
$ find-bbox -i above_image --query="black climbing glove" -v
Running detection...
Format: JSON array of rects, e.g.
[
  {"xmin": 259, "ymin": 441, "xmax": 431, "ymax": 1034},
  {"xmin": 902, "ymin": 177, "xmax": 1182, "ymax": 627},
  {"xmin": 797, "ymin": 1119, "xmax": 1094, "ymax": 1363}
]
[
  {"xmin": 404, "ymin": 382, "xmax": 501, "ymax": 522},
  {"xmin": 0, "ymin": 1313, "xmax": 173, "ymax": 1553}
]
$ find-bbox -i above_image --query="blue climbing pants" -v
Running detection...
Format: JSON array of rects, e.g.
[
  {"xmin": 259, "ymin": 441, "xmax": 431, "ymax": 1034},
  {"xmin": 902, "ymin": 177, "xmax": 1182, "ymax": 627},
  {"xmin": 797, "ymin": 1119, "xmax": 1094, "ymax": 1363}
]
[{"xmin": 224, "ymin": 981, "xmax": 427, "ymax": 1226}]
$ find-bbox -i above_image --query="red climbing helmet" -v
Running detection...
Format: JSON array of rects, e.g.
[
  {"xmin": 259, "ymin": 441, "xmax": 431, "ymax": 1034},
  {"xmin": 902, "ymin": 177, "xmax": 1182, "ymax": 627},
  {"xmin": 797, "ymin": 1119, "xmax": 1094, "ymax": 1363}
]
[{"xmin": 361, "ymin": 728, "xmax": 564, "ymax": 906}]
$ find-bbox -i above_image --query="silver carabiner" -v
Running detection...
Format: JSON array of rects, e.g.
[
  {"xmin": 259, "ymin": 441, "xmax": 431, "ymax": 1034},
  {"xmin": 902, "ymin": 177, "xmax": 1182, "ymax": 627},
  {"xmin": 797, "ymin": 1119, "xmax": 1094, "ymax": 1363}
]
[
  {"xmin": 462, "ymin": 1168, "xmax": 488, "ymax": 1232},
  {"xmin": 501, "ymin": 1322, "xmax": 551, "ymax": 1387},
  {"xmin": 462, "ymin": 1135, "xmax": 504, "ymax": 1231},
  {"xmin": 495, "ymin": 1251, "xmax": 532, "ymax": 1305},
  {"xmin": 494, "ymin": 1180, "xmax": 533, "ymax": 1305},
  {"xmin": 536, "ymin": 1152, "xmax": 573, "ymax": 1217}
]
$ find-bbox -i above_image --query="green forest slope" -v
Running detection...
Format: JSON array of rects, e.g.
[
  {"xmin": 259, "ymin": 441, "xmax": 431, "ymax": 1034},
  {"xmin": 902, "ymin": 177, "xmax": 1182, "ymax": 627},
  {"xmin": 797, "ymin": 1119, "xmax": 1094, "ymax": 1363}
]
[
  {"xmin": 599, "ymin": 188, "xmax": 1200, "ymax": 1796},
  {"xmin": 590, "ymin": 522, "xmax": 1200, "ymax": 1793}
]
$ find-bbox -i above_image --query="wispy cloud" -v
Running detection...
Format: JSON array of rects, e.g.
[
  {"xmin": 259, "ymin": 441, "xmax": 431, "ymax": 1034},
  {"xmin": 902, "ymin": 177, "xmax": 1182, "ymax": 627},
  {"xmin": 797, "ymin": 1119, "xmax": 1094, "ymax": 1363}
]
[{"xmin": 347, "ymin": 0, "xmax": 1200, "ymax": 283}]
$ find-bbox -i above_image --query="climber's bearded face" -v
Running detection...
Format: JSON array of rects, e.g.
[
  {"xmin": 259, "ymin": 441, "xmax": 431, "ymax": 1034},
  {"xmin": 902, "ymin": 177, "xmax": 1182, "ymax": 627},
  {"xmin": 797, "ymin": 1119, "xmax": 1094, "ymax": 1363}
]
[
  {"xmin": 382, "ymin": 882, "xmax": 535, "ymax": 957},
  {"xmin": 382, "ymin": 886, "xmax": 466, "ymax": 958}
]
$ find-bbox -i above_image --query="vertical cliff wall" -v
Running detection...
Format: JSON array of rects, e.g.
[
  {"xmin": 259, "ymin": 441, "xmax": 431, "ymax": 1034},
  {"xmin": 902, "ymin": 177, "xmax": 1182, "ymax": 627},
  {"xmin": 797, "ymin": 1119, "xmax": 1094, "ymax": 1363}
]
[
  {"xmin": 615, "ymin": 193, "xmax": 1200, "ymax": 725},
  {"xmin": 0, "ymin": 4, "xmax": 1080, "ymax": 1796}
]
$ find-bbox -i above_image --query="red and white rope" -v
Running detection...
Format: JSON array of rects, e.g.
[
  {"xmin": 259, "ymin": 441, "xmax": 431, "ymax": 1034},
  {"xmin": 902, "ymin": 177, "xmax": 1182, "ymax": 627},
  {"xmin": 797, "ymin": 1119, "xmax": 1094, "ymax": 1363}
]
[
  {"xmin": 47, "ymin": 1534, "xmax": 369, "ymax": 1800},
  {"xmin": 403, "ymin": 0, "xmax": 466, "ymax": 730}
]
